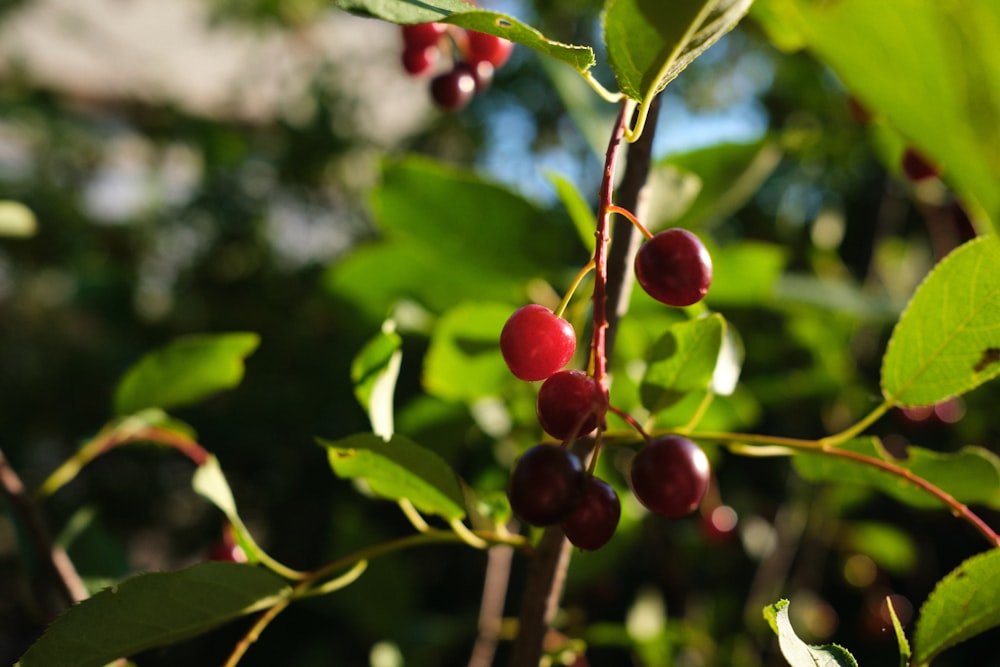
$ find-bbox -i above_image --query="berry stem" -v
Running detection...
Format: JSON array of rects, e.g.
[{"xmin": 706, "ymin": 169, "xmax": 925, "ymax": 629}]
[
  {"xmin": 607, "ymin": 403, "xmax": 651, "ymax": 441},
  {"xmin": 608, "ymin": 204, "xmax": 654, "ymax": 240},
  {"xmin": 554, "ymin": 258, "xmax": 596, "ymax": 318}
]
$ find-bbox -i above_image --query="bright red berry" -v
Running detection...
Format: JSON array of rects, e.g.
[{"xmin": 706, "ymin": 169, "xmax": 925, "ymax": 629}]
[
  {"xmin": 561, "ymin": 476, "xmax": 621, "ymax": 551},
  {"xmin": 536, "ymin": 370, "xmax": 600, "ymax": 440},
  {"xmin": 500, "ymin": 304, "xmax": 576, "ymax": 381},
  {"xmin": 629, "ymin": 435, "xmax": 710, "ymax": 518},
  {"xmin": 401, "ymin": 45, "xmax": 439, "ymax": 77},
  {"xmin": 430, "ymin": 66, "xmax": 477, "ymax": 111},
  {"xmin": 634, "ymin": 228, "xmax": 712, "ymax": 307},
  {"xmin": 401, "ymin": 22, "xmax": 447, "ymax": 50},
  {"xmin": 464, "ymin": 30, "xmax": 513, "ymax": 68},
  {"xmin": 507, "ymin": 444, "xmax": 586, "ymax": 526}
]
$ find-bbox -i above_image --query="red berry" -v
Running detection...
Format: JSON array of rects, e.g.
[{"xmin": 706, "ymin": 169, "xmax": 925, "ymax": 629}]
[
  {"xmin": 901, "ymin": 147, "xmax": 940, "ymax": 182},
  {"xmin": 401, "ymin": 45, "xmax": 439, "ymax": 77},
  {"xmin": 561, "ymin": 476, "xmax": 621, "ymax": 551},
  {"xmin": 634, "ymin": 229, "xmax": 712, "ymax": 307},
  {"xmin": 456, "ymin": 60, "xmax": 494, "ymax": 92},
  {"xmin": 500, "ymin": 304, "xmax": 576, "ymax": 381},
  {"xmin": 401, "ymin": 22, "xmax": 447, "ymax": 50},
  {"xmin": 430, "ymin": 66, "xmax": 477, "ymax": 111},
  {"xmin": 464, "ymin": 30, "xmax": 513, "ymax": 68},
  {"xmin": 537, "ymin": 370, "xmax": 600, "ymax": 440},
  {"xmin": 507, "ymin": 444, "xmax": 586, "ymax": 526},
  {"xmin": 629, "ymin": 436, "xmax": 710, "ymax": 518}
]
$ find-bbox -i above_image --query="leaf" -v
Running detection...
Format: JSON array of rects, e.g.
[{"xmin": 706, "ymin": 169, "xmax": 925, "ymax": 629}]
[
  {"xmin": 423, "ymin": 302, "xmax": 514, "ymax": 402},
  {"xmin": 352, "ymin": 322, "xmax": 403, "ymax": 440},
  {"xmin": 333, "ymin": 0, "xmax": 594, "ymax": 71},
  {"xmin": 16, "ymin": 563, "xmax": 290, "ymax": 667},
  {"xmin": 914, "ymin": 549, "xmax": 1000, "ymax": 666},
  {"xmin": 547, "ymin": 171, "xmax": 597, "ymax": 254},
  {"xmin": 751, "ymin": 0, "xmax": 1000, "ymax": 234},
  {"xmin": 113, "ymin": 333, "xmax": 260, "ymax": 415},
  {"xmin": 793, "ymin": 438, "xmax": 1000, "ymax": 511},
  {"xmin": 0, "ymin": 200, "xmax": 37, "ymax": 238},
  {"xmin": 192, "ymin": 455, "xmax": 272, "ymax": 566},
  {"xmin": 881, "ymin": 236, "xmax": 1000, "ymax": 406},
  {"xmin": 321, "ymin": 433, "xmax": 466, "ymax": 520},
  {"xmin": 885, "ymin": 596, "xmax": 912, "ymax": 667},
  {"xmin": 708, "ymin": 241, "xmax": 788, "ymax": 306},
  {"xmin": 641, "ymin": 314, "xmax": 725, "ymax": 413},
  {"xmin": 763, "ymin": 599, "xmax": 859, "ymax": 667},
  {"xmin": 604, "ymin": 0, "xmax": 754, "ymax": 101}
]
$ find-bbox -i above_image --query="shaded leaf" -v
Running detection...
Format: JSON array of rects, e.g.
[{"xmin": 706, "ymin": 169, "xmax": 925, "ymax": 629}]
[
  {"xmin": 113, "ymin": 333, "xmax": 259, "ymax": 415},
  {"xmin": 423, "ymin": 302, "xmax": 513, "ymax": 402},
  {"xmin": 881, "ymin": 236, "xmax": 1000, "ymax": 406},
  {"xmin": 914, "ymin": 549, "xmax": 1000, "ymax": 666},
  {"xmin": 763, "ymin": 599, "xmax": 859, "ymax": 667},
  {"xmin": 352, "ymin": 322, "xmax": 403, "ymax": 439},
  {"xmin": 16, "ymin": 563, "xmax": 290, "ymax": 667},
  {"xmin": 321, "ymin": 433, "xmax": 466, "ymax": 520},
  {"xmin": 641, "ymin": 314, "xmax": 725, "ymax": 413},
  {"xmin": 794, "ymin": 438, "xmax": 1000, "ymax": 510}
]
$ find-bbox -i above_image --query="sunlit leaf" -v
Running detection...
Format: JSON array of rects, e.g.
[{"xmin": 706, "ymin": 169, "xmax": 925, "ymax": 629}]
[
  {"xmin": 0, "ymin": 200, "xmax": 37, "ymax": 238},
  {"xmin": 641, "ymin": 314, "xmax": 725, "ymax": 413},
  {"xmin": 423, "ymin": 302, "xmax": 513, "ymax": 402},
  {"xmin": 193, "ymin": 455, "xmax": 273, "ymax": 566},
  {"xmin": 763, "ymin": 599, "xmax": 859, "ymax": 667},
  {"xmin": 352, "ymin": 322, "xmax": 403, "ymax": 439},
  {"xmin": 321, "ymin": 433, "xmax": 466, "ymax": 520},
  {"xmin": 708, "ymin": 241, "xmax": 787, "ymax": 306},
  {"xmin": 547, "ymin": 171, "xmax": 597, "ymax": 254},
  {"xmin": 914, "ymin": 549, "xmax": 1000, "ymax": 666},
  {"xmin": 16, "ymin": 563, "xmax": 290, "ymax": 667},
  {"xmin": 113, "ymin": 333, "xmax": 260, "ymax": 415},
  {"xmin": 881, "ymin": 236, "xmax": 1000, "ymax": 406}
]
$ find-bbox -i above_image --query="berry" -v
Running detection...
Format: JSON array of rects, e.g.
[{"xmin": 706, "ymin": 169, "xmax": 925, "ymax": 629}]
[
  {"xmin": 500, "ymin": 304, "xmax": 576, "ymax": 381},
  {"xmin": 507, "ymin": 444, "xmax": 586, "ymax": 526},
  {"xmin": 401, "ymin": 46, "xmax": 439, "ymax": 77},
  {"xmin": 629, "ymin": 435, "xmax": 710, "ymax": 518},
  {"xmin": 401, "ymin": 22, "xmax": 447, "ymax": 51},
  {"xmin": 901, "ymin": 147, "xmax": 940, "ymax": 182},
  {"xmin": 457, "ymin": 60, "xmax": 494, "ymax": 92},
  {"xmin": 561, "ymin": 476, "xmax": 621, "ymax": 551},
  {"xmin": 430, "ymin": 66, "xmax": 477, "ymax": 111},
  {"xmin": 634, "ymin": 228, "xmax": 712, "ymax": 307},
  {"xmin": 464, "ymin": 30, "xmax": 513, "ymax": 68},
  {"xmin": 536, "ymin": 370, "xmax": 600, "ymax": 440}
]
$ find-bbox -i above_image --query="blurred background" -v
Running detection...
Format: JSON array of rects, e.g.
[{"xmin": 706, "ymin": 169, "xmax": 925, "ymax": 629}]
[{"xmin": 1, "ymin": 0, "xmax": 997, "ymax": 665}]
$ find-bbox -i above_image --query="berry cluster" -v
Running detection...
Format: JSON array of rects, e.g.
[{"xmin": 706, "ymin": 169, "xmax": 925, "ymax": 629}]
[
  {"xmin": 499, "ymin": 217, "xmax": 715, "ymax": 550},
  {"xmin": 399, "ymin": 22, "xmax": 513, "ymax": 111}
]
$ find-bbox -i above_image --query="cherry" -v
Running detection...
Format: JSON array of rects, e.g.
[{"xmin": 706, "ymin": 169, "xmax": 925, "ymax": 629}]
[
  {"xmin": 401, "ymin": 46, "xmax": 439, "ymax": 77},
  {"xmin": 901, "ymin": 147, "xmax": 939, "ymax": 182},
  {"xmin": 430, "ymin": 66, "xmax": 477, "ymax": 111},
  {"xmin": 561, "ymin": 476, "xmax": 621, "ymax": 551},
  {"xmin": 536, "ymin": 370, "xmax": 600, "ymax": 440},
  {"xmin": 634, "ymin": 229, "xmax": 712, "ymax": 307},
  {"xmin": 464, "ymin": 30, "xmax": 514, "ymax": 68},
  {"xmin": 500, "ymin": 304, "xmax": 576, "ymax": 381},
  {"xmin": 457, "ymin": 60, "xmax": 494, "ymax": 92},
  {"xmin": 629, "ymin": 435, "xmax": 710, "ymax": 518},
  {"xmin": 401, "ymin": 22, "xmax": 447, "ymax": 51},
  {"xmin": 507, "ymin": 444, "xmax": 586, "ymax": 526}
]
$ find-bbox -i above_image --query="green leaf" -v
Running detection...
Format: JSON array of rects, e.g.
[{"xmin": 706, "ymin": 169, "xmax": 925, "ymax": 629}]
[
  {"xmin": 423, "ymin": 302, "xmax": 513, "ymax": 402},
  {"xmin": 604, "ymin": 0, "xmax": 753, "ymax": 101},
  {"xmin": 881, "ymin": 236, "xmax": 1000, "ymax": 406},
  {"xmin": 794, "ymin": 438, "xmax": 1000, "ymax": 510},
  {"xmin": 16, "ymin": 563, "xmax": 290, "ymax": 667},
  {"xmin": 886, "ymin": 596, "xmax": 912, "ymax": 667},
  {"xmin": 763, "ymin": 599, "xmax": 859, "ymax": 667},
  {"xmin": 547, "ymin": 171, "xmax": 597, "ymax": 254},
  {"xmin": 641, "ymin": 314, "xmax": 726, "ymax": 413},
  {"xmin": 914, "ymin": 549, "xmax": 1000, "ymax": 666},
  {"xmin": 842, "ymin": 521, "xmax": 917, "ymax": 576},
  {"xmin": 708, "ymin": 241, "xmax": 788, "ymax": 306},
  {"xmin": 0, "ymin": 200, "xmax": 37, "ymax": 238},
  {"xmin": 751, "ymin": 0, "xmax": 1000, "ymax": 233},
  {"xmin": 193, "ymin": 455, "xmax": 272, "ymax": 566},
  {"xmin": 321, "ymin": 433, "xmax": 466, "ymax": 521},
  {"xmin": 352, "ymin": 322, "xmax": 403, "ymax": 439},
  {"xmin": 113, "ymin": 333, "xmax": 260, "ymax": 415},
  {"xmin": 333, "ymin": 0, "xmax": 594, "ymax": 71}
]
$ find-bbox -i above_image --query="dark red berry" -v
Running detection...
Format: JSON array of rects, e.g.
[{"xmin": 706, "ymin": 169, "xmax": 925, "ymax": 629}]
[
  {"xmin": 500, "ymin": 304, "xmax": 576, "ymax": 381},
  {"xmin": 402, "ymin": 22, "xmax": 447, "ymax": 50},
  {"xmin": 464, "ymin": 30, "xmax": 513, "ymax": 68},
  {"xmin": 537, "ymin": 370, "xmax": 600, "ymax": 440},
  {"xmin": 402, "ymin": 45, "xmax": 439, "ymax": 77},
  {"xmin": 507, "ymin": 444, "xmax": 586, "ymax": 526},
  {"xmin": 456, "ymin": 60, "xmax": 494, "ymax": 92},
  {"xmin": 430, "ymin": 66, "xmax": 477, "ymax": 111},
  {"xmin": 561, "ymin": 476, "xmax": 621, "ymax": 551},
  {"xmin": 629, "ymin": 435, "xmax": 710, "ymax": 518},
  {"xmin": 207, "ymin": 525, "xmax": 248, "ymax": 563},
  {"xmin": 901, "ymin": 147, "xmax": 940, "ymax": 182},
  {"xmin": 634, "ymin": 228, "xmax": 712, "ymax": 307}
]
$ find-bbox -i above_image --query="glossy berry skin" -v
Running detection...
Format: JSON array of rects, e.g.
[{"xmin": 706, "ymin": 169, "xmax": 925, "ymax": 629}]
[
  {"xmin": 629, "ymin": 436, "xmax": 710, "ymax": 518},
  {"xmin": 507, "ymin": 444, "xmax": 586, "ymax": 526},
  {"xmin": 401, "ymin": 22, "xmax": 447, "ymax": 50},
  {"xmin": 901, "ymin": 147, "xmax": 940, "ymax": 182},
  {"xmin": 635, "ymin": 229, "xmax": 712, "ymax": 307},
  {"xmin": 430, "ymin": 66, "xmax": 477, "ymax": 111},
  {"xmin": 401, "ymin": 46, "xmax": 439, "ymax": 77},
  {"xmin": 561, "ymin": 476, "xmax": 621, "ymax": 551},
  {"xmin": 536, "ymin": 370, "xmax": 600, "ymax": 440},
  {"xmin": 500, "ymin": 304, "xmax": 576, "ymax": 381},
  {"xmin": 464, "ymin": 30, "xmax": 514, "ymax": 68}
]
